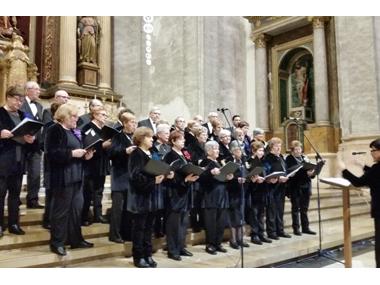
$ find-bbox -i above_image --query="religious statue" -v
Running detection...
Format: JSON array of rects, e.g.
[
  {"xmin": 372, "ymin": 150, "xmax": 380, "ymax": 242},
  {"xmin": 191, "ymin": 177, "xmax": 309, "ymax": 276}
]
[
  {"xmin": 291, "ymin": 58, "xmax": 312, "ymax": 107},
  {"xmin": 77, "ymin": 16, "xmax": 100, "ymax": 64},
  {"xmin": 0, "ymin": 16, "xmax": 18, "ymax": 38}
]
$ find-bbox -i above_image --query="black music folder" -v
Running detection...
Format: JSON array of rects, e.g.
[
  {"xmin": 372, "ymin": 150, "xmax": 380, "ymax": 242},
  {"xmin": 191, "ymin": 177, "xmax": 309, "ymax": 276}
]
[
  {"xmin": 100, "ymin": 125, "xmax": 121, "ymax": 141},
  {"xmin": 143, "ymin": 159, "xmax": 171, "ymax": 176},
  {"xmin": 303, "ymin": 161, "xmax": 324, "ymax": 175},
  {"xmin": 84, "ymin": 137, "xmax": 103, "ymax": 150},
  {"xmin": 178, "ymin": 163, "xmax": 204, "ymax": 176},
  {"xmin": 244, "ymin": 166, "xmax": 264, "ymax": 179},
  {"xmin": 286, "ymin": 164, "xmax": 303, "ymax": 178},
  {"xmin": 11, "ymin": 118, "xmax": 44, "ymax": 137},
  {"xmin": 264, "ymin": 171, "xmax": 286, "ymax": 180},
  {"xmin": 214, "ymin": 161, "xmax": 240, "ymax": 182}
]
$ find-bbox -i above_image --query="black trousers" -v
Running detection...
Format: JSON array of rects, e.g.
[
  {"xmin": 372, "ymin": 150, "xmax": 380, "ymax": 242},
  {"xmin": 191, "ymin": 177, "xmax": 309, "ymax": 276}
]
[
  {"xmin": 0, "ymin": 173, "xmax": 23, "ymax": 227},
  {"xmin": 166, "ymin": 210, "xmax": 189, "ymax": 255},
  {"xmin": 82, "ymin": 175, "xmax": 106, "ymax": 222},
  {"xmin": 50, "ymin": 182, "xmax": 84, "ymax": 248},
  {"xmin": 249, "ymin": 192, "xmax": 266, "ymax": 237},
  {"xmin": 25, "ymin": 151, "xmax": 41, "ymax": 205},
  {"xmin": 290, "ymin": 185, "xmax": 311, "ymax": 231},
  {"xmin": 375, "ymin": 218, "xmax": 380, "ymax": 268},
  {"xmin": 131, "ymin": 212, "xmax": 155, "ymax": 260},
  {"xmin": 109, "ymin": 191, "xmax": 129, "ymax": 241},
  {"xmin": 273, "ymin": 184, "xmax": 286, "ymax": 235},
  {"xmin": 42, "ymin": 187, "xmax": 52, "ymax": 226},
  {"xmin": 203, "ymin": 208, "xmax": 227, "ymax": 247}
]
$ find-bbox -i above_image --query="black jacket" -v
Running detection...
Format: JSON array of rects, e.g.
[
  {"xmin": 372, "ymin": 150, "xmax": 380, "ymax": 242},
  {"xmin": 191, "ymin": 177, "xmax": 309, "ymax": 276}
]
[
  {"xmin": 0, "ymin": 107, "xmax": 27, "ymax": 176},
  {"xmin": 20, "ymin": 100, "xmax": 44, "ymax": 152},
  {"xmin": 127, "ymin": 147, "xmax": 158, "ymax": 213},
  {"xmin": 343, "ymin": 163, "xmax": 380, "ymax": 218},
  {"xmin": 109, "ymin": 131, "xmax": 133, "ymax": 192}
]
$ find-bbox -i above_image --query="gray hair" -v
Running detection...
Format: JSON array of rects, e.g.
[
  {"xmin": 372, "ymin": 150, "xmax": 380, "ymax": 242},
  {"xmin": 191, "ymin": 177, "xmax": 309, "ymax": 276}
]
[
  {"xmin": 218, "ymin": 129, "xmax": 231, "ymax": 139},
  {"xmin": 253, "ymin": 127, "xmax": 264, "ymax": 137},
  {"xmin": 156, "ymin": 123, "xmax": 170, "ymax": 134},
  {"xmin": 204, "ymin": 140, "xmax": 219, "ymax": 153}
]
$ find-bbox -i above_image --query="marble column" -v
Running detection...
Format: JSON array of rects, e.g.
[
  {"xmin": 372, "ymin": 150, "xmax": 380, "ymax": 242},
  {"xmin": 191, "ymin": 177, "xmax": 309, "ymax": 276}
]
[
  {"xmin": 98, "ymin": 16, "xmax": 112, "ymax": 91},
  {"xmin": 313, "ymin": 17, "xmax": 330, "ymax": 125},
  {"xmin": 58, "ymin": 16, "xmax": 77, "ymax": 84},
  {"xmin": 28, "ymin": 16, "xmax": 37, "ymax": 63},
  {"xmin": 254, "ymin": 33, "xmax": 269, "ymax": 131}
]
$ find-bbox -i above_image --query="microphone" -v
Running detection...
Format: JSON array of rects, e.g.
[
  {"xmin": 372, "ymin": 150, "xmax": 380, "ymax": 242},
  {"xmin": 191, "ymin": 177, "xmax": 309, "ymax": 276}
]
[
  {"xmin": 352, "ymin": 151, "xmax": 366, "ymax": 155},
  {"xmin": 217, "ymin": 108, "xmax": 229, "ymax": 112}
]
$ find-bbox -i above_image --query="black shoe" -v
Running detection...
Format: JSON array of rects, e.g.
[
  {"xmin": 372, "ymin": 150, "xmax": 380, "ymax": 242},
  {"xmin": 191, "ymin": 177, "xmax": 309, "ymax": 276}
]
[
  {"xmin": 145, "ymin": 256, "xmax": 157, "ymax": 268},
  {"xmin": 251, "ymin": 236, "xmax": 263, "ymax": 245},
  {"xmin": 82, "ymin": 221, "xmax": 92, "ymax": 226},
  {"xmin": 302, "ymin": 229, "xmax": 317, "ymax": 235},
  {"xmin": 238, "ymin": 240, "xmax": 250, "ymax": 248},
  {"xmin": 278, "ymin": 232, "xmax": 291, "ymax": 238},
  {"xmin": 94, "ymin": 215, "xmax": 109, "ymax": 224},
  {"xmin": 229, "ymin": 241, "xmax": 240, "ymax": 249},
  {"xmin": 215, "ymin": 245, "xmax": 227, "ymax": 253},
  {"xmin": 205, "ymin": 245, "xmax": 217, "ymax": 255},
  {"xmin": 180, "ymin": 249, "xmax": 193, "ymax": 256},
  {"xmin": 27, "ymin": 202, "xmax": 44, "ymax": 209},
  {"xmin": 0, "ymin": 226, "xmax": 3, "ymax": 238},
  {"xmin": 50, "ymin": 245, "xmax": 67, "ymax": 256},
  {"xmin": 8, "ymin": 224, "xmax": 25, "ymax": 235},
  {"xmin": 109, "ymin": 237, "xmax": 124, "ymax": 244},
  {"xmin": 42, "ymin": 223, "xmax": 51, "ymax": 230},
  {"xmin": 293, "ymin": 229, "xmax": 302, "ymax": 236},
  {"xmin": 268, "ymin": 234, "xmax": 279, "ymax": 240},
  {"xmin": 134, "ymin": 258, "xmax": 150, "ymax": 268},
  {"xmin": 168, "ymin": 253, "xmax": 182, "ymax": 261},
  {"xmin": 71, "ymin": 240, "xmax": 94, "ymax": 249},
  {"xmin": 259, "ymin": 236, "xmax": 272, "ymax": 243}
]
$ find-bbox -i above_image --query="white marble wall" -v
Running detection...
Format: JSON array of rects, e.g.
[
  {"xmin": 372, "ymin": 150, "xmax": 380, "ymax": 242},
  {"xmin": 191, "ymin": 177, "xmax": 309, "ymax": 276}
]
[
  {"xmin": 335, "ymin": 16, "xmax": 380, "ymax": 138},
  {"xmin": 113, "ymin": 16, "xmax": 250, "ymax": 125}
]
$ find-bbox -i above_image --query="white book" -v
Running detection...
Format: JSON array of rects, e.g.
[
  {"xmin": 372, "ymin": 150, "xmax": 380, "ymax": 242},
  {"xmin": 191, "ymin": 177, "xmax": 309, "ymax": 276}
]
[{"xmin": 320, "ymin": 177, "xmax": 351, "ymax": 188}]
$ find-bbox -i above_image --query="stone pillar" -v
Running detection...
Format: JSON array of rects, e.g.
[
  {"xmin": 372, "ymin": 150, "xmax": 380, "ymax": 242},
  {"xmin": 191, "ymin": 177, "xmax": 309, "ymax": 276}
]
[
  {"xmin": 313, "ymin": 17, "xmax": 330, "ymax": 125},
  {"xmin": 98, "ymin": 16, "xmax": 112, "ymax": 91},
  {"xmin": 58, "ymin": 16, "xmax": 77, "ymax": 84},
  {"xmin": 254, "ymin": 33, "xmax": 269, "ymax": 131},
  {"xmin": 28, "ymin": 16, "xmax": 37, "ymax": 63}
]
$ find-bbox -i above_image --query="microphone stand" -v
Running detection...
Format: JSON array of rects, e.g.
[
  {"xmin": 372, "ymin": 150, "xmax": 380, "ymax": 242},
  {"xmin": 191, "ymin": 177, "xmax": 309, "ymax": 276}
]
[
  {"xmin": 219, "ymin": 109, "xmax": 232, "ymax": 130},
  {"xmin": 294, "ymin": 120, "xmax": 343, "ymax": 265}
]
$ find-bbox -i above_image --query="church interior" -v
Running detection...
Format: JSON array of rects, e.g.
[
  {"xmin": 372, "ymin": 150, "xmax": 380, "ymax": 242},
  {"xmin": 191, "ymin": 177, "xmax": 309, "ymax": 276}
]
[{"xmin": 0, "ymin": 15, "xmax": 379, "ymax": 269}]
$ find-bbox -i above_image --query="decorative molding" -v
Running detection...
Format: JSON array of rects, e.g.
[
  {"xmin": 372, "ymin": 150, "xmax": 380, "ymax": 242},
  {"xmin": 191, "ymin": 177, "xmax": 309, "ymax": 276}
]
[
  {"xmin": 309, "ymin": 16, "xmax": 330, "ymax": 29},
  {"xmin": 42, "ymin": 16, "xmax": 59, "ymax": 85},
  {"xmin": 253, "ymin": 33, "xmax": 271, "ymax": 48}
]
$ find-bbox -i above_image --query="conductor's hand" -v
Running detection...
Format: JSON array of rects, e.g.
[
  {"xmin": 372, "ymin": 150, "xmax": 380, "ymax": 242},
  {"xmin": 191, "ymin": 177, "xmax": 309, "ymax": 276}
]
[
  {"xmin": 23, "ymin": 134, "xmax": 35, "ymax": 144},
  {"xmin": 166, "ymin": 171, "xmax": 175, "ymax": 179},
  {"xmin": 155, "ymin": 175, "xmax": 165, "ymax": 184},
  {"xmin": 72, "ymin": 149, "xmax": 87, "ymax": 158},
  {"xmin": 0, "ymin": 129, "xmax": 14, "ymax": 139},
  {"xmin": 185, "ymin": 174, "xmax": 199, "ymax": 182}
]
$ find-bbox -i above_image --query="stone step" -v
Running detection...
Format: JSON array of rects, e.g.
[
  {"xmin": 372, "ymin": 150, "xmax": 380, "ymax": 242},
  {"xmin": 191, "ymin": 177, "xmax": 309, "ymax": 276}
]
[{"xmin": 68, "ymin": 215, "xmax": 374, "ymax": 268}]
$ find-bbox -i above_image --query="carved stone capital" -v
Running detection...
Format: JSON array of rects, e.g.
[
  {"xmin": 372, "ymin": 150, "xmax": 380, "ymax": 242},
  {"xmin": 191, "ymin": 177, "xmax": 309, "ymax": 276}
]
[
  {"xmin": 310, "ymin": 16, "xmax": 330, "ymax": 29},
  {"xmin": 253, "ymin": 33, "xmax": 270, "ymax": 48}
]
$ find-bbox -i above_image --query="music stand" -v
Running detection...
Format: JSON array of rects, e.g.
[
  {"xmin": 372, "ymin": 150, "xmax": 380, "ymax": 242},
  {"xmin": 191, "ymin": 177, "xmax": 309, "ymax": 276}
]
[{"xmin": 293, "ymin": 120, "xmax": 343, "ymax": 265}]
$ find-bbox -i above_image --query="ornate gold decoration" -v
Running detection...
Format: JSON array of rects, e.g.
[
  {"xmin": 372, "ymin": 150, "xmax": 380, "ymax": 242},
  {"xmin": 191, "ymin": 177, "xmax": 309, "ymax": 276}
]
[
  {"xmin": 253, "ymin": 33, "xmax": 270, "ymax": 48},
  {"xmin": 42, "ymin": 16, "xmax": 59, "ymax": 84}
]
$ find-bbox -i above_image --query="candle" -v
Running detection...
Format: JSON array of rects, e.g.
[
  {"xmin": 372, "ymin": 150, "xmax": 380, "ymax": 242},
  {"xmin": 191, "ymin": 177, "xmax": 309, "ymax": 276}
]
[{"xmin": 111, "ymin": 95, "xmax": 114, "ymax": 103}]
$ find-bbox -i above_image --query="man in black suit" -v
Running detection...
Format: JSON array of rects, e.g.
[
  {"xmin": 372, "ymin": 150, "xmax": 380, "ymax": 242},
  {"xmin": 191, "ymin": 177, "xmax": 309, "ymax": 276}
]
[
  {"xmin": 20, "ymin": 81, "xmax": 44, "ymax": 209},
  {"xmin": 77, "ymin": 98, "xmax": 103, "ymax": 129},
  {"xmin": 42, "ymin": 90, "xmax": 70, "ymax": 124},
  {"xmin": 137, "ymin": 106, "xmax": 161, "ymax": 134},
  {"xmin": 202, "ymin": 112, "xmax": 218, "ymax": 139}
]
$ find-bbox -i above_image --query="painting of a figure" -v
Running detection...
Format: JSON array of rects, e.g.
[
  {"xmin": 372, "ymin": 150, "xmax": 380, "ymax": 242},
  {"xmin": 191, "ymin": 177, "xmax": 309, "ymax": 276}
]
[{"xmin": 290, "ymin": 54, "xmax": 313, "ymax": 108}]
